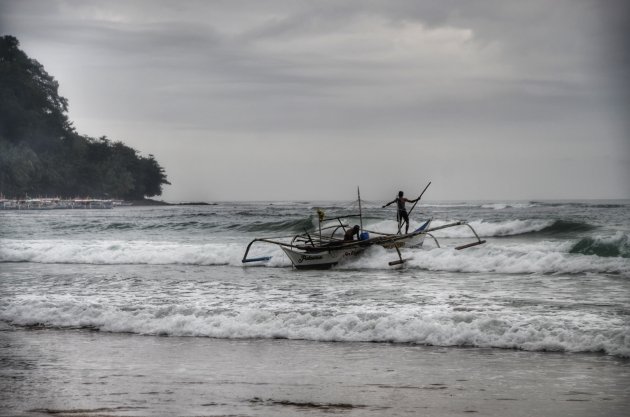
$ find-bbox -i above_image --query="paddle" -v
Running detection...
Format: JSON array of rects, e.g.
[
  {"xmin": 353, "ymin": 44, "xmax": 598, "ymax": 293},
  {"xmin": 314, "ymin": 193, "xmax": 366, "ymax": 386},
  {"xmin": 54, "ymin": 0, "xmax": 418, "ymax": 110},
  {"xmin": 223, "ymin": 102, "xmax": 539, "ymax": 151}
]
[{"xmin": 397, "ymin": 181, "xmax": 431, "ymax": 234}]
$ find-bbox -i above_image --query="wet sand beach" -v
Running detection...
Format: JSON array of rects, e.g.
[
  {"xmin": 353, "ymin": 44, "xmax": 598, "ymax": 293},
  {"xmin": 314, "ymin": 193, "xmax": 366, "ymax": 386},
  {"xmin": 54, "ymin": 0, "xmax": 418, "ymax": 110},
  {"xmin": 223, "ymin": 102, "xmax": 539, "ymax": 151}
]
[{"xmin": 1, "ymin": 327, "xmax": 628, "ymax": 417}]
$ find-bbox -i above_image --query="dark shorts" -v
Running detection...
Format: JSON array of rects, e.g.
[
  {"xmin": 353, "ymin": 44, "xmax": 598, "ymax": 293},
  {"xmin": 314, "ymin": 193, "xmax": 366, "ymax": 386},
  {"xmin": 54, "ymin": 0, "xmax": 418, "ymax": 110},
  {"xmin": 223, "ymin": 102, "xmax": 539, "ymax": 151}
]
[{"xmin": 398, "ymin": 209, "xmax": 409, "ymax": 224}]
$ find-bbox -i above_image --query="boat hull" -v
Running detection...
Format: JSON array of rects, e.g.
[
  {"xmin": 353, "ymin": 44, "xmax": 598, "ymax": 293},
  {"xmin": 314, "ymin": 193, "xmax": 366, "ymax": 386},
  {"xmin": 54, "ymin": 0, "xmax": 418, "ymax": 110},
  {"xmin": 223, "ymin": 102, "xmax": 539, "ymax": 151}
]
[
  {"xmin": 280, "ymin": 230, "xmax": 427, "ymax": 269},
  {"xmin": 281, "ymin": 246, "xmax": 365, "ymax": 269}
]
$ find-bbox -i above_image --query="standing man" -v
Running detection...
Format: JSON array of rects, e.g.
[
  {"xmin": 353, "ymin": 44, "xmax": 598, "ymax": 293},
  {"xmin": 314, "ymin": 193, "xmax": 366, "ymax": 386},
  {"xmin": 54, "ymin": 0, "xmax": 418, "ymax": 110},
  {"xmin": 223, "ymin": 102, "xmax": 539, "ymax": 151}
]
[{"xmin": 382, "ymin": 191, "xmax": 420, "ymax": 234}]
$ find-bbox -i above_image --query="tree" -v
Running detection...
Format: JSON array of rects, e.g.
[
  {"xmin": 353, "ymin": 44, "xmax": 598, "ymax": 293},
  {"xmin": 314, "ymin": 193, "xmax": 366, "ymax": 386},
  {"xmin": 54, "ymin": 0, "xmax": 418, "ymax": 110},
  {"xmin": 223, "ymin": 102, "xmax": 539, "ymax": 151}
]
[
  {"xmin": 0, "ymin": 35, "xmax": 71, "ymax": 148},
  {"xmin": 0, "ymin": 35, "xmax": 170, "ymax": 199}
]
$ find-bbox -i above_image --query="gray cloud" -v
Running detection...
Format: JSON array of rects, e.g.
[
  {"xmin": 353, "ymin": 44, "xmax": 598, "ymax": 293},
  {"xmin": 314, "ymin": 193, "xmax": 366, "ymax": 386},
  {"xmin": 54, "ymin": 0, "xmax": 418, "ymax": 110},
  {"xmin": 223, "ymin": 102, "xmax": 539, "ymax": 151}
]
[{"xmin": 1, "ymin": 0, "xmax": 628, "ymax": 200}]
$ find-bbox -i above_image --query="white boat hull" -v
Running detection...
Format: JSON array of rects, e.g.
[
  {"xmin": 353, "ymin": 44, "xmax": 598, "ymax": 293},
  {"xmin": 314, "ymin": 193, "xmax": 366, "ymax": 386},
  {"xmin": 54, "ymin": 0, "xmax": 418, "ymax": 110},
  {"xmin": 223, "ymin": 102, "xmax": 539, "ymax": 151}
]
[
  {"xmin": 280, "ymin": 230, "xmax": 427, "ymax": 269},
  {"xmin": 281, "ymin": 246, "xmax": 365, "ymax": 269}
]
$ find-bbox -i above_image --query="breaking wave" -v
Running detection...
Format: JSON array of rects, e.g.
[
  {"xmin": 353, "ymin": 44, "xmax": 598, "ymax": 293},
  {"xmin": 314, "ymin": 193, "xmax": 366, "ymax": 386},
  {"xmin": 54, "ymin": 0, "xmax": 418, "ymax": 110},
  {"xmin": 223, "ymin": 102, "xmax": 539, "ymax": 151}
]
[
  {"xmin": 438, "ymin": 219, "xmax": 552, "ymax": 237},
  {"xmin": 415, "ymin": 219, "xmax": 596, "ymax": 238},
  {"xmin": 1, "ymin": 295, "xmax": 628, "ymax": 357},
  {"xmin": 2, "ymin": 238, "xmax": 629, "ymax": 275},
  {"xmin": 0, "ymin": 239, "xmax": 245, "ymax": 266},
  {"xmin": 340, "ymin": 245, "xmax": 629, "ymax": 275},
  {"xmin": 570, "ymin": 232, "xmax": 630, "ymax": 258}
]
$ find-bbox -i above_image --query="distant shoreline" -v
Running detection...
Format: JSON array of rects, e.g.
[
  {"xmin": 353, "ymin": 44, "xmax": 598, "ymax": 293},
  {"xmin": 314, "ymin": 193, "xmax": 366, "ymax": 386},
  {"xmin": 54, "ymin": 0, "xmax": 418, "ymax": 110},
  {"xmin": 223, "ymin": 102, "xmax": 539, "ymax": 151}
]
[
  {"xmin": 0, "ymin": 197, "xmax": 217, "ymax": 209},
  {"xmin": 130, "ymin": 199, "xmax": 216, "ymax": 206}
]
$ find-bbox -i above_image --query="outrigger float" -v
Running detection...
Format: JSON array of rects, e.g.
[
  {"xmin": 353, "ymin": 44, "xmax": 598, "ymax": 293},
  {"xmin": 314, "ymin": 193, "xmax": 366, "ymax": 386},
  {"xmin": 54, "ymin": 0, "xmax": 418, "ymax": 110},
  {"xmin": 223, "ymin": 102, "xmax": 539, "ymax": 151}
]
[{"xmin": 242, "ymin": 184, "xmax": 485, "ymax": 269}]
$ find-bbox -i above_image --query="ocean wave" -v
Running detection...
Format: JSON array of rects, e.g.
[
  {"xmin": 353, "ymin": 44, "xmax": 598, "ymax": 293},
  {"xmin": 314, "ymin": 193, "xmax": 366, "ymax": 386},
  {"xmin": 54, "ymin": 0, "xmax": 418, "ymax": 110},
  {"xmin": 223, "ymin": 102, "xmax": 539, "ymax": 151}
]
[
  {"xmin": 234, "ymin": 210, "xmax": 299, "ymax": 218},
  {"xmin": 438, "ymin": 219, "xmax": 552, "ymax": 237},
  {"xmin": 365, "ymin": 219, "xmax": 553, "ymax": 238},
  {"xmin": 570, "ymin": 232, "xmax": 630, "ymax": 258},
  {"xmin": 49, "ymin": 220, "xmax": 221, "ymax": 232},
  {"xmin": 340, "ymin": 245, "xmax": 630, "ymax": 275},
  {"xmin": 0, "ymin": 239, "xmax": 246, "ymax": 266},
  {"xmin": 481, "ymin": 203, "xmax": 537, "ymax": 210},
  {"xmin": 235, "ymin": 217, "xmax": 316, "ymax": 233},
  {"xmin": 426, "ymin": 219, "xmax": 596, "ymax": 238},
  {"xmin": 536, "ymin": 220, "xmax": 597, "ymax": 234},
  {"xmin": 414, "ymin": 203, "xmax": 477, "ymax": 208},
  {"xmin": 151, "ymin": 212, "xmax": 218, "ymax": 219},
  {"xmin": 1, "ymin": 296, "xmax": 627, "ymax": 357},
  {"xmin": 408, "ymin": 246, "xmax": 629, "ymax": 275},
  {"xmin": 141, "ymin": 221, "xmax": 220, "ymax": 230},
  {"xmin": 530, "ymin": 201, "xmax": 629, "ymax": 209},
  {"xmin": 45, "ymin": 216, "xmax": 314, "ymax": 234},
  {"xmin": 2, "ymin": 239, "xmax": 629, "ymax": 275}
]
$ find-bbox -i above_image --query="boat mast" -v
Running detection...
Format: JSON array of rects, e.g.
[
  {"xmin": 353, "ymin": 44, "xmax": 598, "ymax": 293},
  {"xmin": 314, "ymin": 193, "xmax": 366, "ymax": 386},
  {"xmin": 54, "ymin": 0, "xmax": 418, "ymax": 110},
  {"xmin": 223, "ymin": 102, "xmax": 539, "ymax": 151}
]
[
  {"xmin": 316, "ymin": 208, "xmax": 324, "ymax": 241},
  {"xmin": 357, "ymin": 186, "xmax": 363, "ymax": 232}
]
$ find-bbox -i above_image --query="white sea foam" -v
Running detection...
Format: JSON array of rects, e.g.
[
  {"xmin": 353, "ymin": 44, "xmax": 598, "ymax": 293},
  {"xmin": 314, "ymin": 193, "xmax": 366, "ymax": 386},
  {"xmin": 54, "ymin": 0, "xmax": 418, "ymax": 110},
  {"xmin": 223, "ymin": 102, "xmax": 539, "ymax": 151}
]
[
  {"xmin": 2, "ymin": 238, "xmax": 628, "ymax": 274},
  {"xmin": 481, "ymin": 203, "xmax": 536, "ymax": 210},
  {"xmin": 0, "ymin": 239, "xmax": 246, "ymax": 266},
  {"xmin": 1, "ymin": 295, "xmax": 627, "ymax": 357},
  {"xmin": 570, "ymin": 231, "xmax": 630, "ymax": 258},
  {"xmin": 405, "ymin": 245, "xmax": 630, "ymax": 275},
  {"xmin": 429, "ymin": 219, "xmax": 553, "ymax": 237},
  {"xmin": 338, "ymin": 243, "xmax": 630, "ymax": 275}
]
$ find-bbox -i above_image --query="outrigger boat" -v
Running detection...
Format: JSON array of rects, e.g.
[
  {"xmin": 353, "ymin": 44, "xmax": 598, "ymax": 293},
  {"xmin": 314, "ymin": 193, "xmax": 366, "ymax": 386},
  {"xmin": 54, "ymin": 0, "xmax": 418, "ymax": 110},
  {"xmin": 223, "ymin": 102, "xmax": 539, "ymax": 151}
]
[{"xmin": 242, "ymin": 184, "xmax": 486, "ymax": 269}]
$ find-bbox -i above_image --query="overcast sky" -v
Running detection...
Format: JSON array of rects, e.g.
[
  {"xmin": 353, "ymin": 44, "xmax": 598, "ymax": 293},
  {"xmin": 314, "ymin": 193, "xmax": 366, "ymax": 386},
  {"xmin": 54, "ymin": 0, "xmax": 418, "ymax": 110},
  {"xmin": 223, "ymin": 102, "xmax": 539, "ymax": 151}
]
[{"xmin": 1, "ymin": 0, "xmax": 628, "ymax": 201}]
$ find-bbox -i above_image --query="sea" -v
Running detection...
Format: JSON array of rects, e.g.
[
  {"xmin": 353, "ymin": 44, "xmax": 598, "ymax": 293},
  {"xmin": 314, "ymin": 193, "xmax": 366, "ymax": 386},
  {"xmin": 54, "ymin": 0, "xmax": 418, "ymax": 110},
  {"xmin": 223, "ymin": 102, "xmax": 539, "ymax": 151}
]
[{"xmin": 1, "ymin": 200, "xmax": 629, "ymax": 416}]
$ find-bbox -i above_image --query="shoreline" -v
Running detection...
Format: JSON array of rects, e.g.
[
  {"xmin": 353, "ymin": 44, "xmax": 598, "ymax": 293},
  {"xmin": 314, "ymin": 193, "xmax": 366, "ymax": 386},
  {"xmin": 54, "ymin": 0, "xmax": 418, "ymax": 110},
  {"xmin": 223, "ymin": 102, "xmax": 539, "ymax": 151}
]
[
  {"xmin": 0, "ymin": 198, "xmax": 216, "ymax": 209},
  {"xmin": 1, "ymin": 327, "xmax": 628, "ymax": 417}
]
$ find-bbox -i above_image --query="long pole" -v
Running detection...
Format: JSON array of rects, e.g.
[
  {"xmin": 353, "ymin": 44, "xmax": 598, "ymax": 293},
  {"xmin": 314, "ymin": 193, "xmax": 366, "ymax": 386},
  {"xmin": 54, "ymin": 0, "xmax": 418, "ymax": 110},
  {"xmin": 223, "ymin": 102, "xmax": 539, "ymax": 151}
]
[{"xmin": 407, "ymin": 181, "xmax": 431, "ymax": 218}]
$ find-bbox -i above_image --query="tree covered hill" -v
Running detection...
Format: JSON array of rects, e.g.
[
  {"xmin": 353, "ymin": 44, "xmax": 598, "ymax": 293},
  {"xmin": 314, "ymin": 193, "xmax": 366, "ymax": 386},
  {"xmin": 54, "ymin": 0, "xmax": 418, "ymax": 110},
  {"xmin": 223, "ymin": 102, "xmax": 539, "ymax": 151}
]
[{"xmin": 0, "ymin": 35, "xmax": 170, "ymax": 199}]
